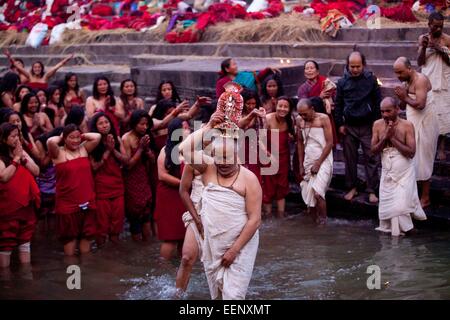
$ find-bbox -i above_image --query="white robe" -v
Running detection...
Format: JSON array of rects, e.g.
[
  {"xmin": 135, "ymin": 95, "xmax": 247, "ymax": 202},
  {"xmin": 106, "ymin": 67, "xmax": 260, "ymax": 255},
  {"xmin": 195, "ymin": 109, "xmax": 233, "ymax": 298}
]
[
  {"xmin": 300, "ymin": 127, "xmax": 333, "ymax": 207},
  {"xmin": 421, "ymin": 47, "xmax": 450, "ymax": 135},
  {"xmin": 182, "ymin": 175, "xmax": 204, "ymax": 256},
  {"xmin": 406, "ymin": 92, "xmax": 439, "ymax": 181},
  {"xmin": 376, "ymin": 147, "xmax": 427, "ymax": 236},
  {"xmin": 200, "ymin": 183, "xmax": 259, "ymax": 300}
]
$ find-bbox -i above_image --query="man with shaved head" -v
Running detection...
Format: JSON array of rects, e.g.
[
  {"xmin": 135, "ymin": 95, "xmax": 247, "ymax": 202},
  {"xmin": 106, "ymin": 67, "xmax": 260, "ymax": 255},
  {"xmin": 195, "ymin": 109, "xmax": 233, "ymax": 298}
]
[
  {"xmin": 371, "ymin": 97, "xmax": 426, "ymax": 236},
  {"xmin": 418, "ymin": 11, "xmax": 450, "ymax": 161},
  {"xmin": 394, "ymin": 56, "xmax": 439, "ymax": 208},
  {"xmin": 335, "ymin": 51, "xmax": 382, "ymax": 203},
  {"xmin": 180, "ymin": 111, "xmax": 261, "ymax": 300}
]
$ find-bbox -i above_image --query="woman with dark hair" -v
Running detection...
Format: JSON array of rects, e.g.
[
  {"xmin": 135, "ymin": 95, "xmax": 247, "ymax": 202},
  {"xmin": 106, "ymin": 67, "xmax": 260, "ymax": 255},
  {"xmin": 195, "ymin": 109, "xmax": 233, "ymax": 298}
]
[
  {"xmin": 34, "ymin": 127, "xmax": 64, "ymax": 219},
  {"xmin": 154, "ymin": 117, "xmax": 190, "ymax": 260},
  {"xmin": 64, "ymin": 105, "xmax": 88, "ymax": 133},
  {"xmin": 5, "ymin": 50, "xmax": 73, "ymax": 90},
  {"xmin": 9, "ymin": 57, "xmax": 28, "ymax": 84},
  {"xmin": 47, "ymin": 124, "xmax": 101, "ymax": 256},
  {"xmin": 118, "ymin": 79, "xmax": 144, "ymax": 135},
  {"xmin": 45, "ymin": 86, "xmax": 64, "ymax": 127},
  {"xmin": 0, "ymin": 122, "xmax": 40, "ymax": 268},
  {"xmin": 238, "ymin": 89, "xmax": 266, "ymax": 184},
  {"xmin": 215, "ymin": 58, "xmax": 279, "ymax": 98},
  {"xmin": 35, "ymin": 88, "xmax": 48, "ymax": 109},
  {"xmin": 0, "ymin": 72, "xmax": 20, "ymax": 109},
  {"xmin": 20, "ymin": 92, "xmax": 53, "ymax": 140},
  {"xmin": 85, "ymin": 76, "xmax": 125, "ymax": 135},
  {"xmin": 3, "ymin": 110, "xmax": 40, "ymax": 160},
  {"xmin": 148, "ymin": 80, "xmax": 182, "ymax": 126},
  {"xmin": 12, "ymin": 85, "xmax": 31, "ymax": 112},
  {"xmin": 261, "ymin": 74, "xmax": 285, "ymax": 113},
  {"xmin": 122, "ymin": 110, "xmax": 155, "ymax": 241},
  {"xmin": 90, "ymin": 112, "xmax": 128, "ymax": 246},
  {"xmin": 60, "ymin": 73, "xmax": 85, "ymax": 108},
  {"xmin": 262, "ymin": 96, "xmax": 295, "ymax": 218}
]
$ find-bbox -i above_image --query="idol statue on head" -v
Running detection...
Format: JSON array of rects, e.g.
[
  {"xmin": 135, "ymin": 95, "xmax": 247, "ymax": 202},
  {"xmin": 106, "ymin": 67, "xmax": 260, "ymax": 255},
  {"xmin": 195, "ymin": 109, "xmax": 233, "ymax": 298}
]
[{"xmin": 215, "ymin": 82, "xmax": 243, "ymax": 138}]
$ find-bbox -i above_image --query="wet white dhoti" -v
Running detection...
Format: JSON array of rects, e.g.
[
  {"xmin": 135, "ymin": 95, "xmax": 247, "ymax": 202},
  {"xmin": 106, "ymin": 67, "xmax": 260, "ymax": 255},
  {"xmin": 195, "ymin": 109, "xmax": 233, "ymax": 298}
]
[
  {"xmin": 421, "ymin": 48, "xmax": 450, "ymax": 135},
  {"xmin": 182, "ymin": 175, "xmax": 204, "ymax": 256},
  {"xmin": 376, "ymin": 147, "xmax": 427, "ymax": 236},
  {"xmin": 300, "ymin": 127, "xmax": 333, "ymax": 207},
  {"xmin": 406, "ymin": 93, "xmax": 439, "ymax": 181},
  {"xmin": 200, "ymin": 183, "xmax": 259, "ymax": 300}
]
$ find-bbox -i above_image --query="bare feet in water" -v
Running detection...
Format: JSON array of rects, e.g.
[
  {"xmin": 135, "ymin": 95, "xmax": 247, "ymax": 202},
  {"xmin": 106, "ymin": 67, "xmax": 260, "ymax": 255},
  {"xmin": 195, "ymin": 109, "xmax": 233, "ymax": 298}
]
[
  {"xmin": 344, "ymin": 188, "xmax": 358, "ymax": 201},
  {"xmin": 369, "ymin": 193, "xmax": 379, "ymax": 204}
]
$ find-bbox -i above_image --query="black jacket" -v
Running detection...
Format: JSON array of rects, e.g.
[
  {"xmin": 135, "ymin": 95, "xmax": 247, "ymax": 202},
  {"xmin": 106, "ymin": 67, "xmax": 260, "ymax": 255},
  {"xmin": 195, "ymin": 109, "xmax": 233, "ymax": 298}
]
[{"xmin": 334, "ymin": 70, "xmax": 382, "ymax": 128}]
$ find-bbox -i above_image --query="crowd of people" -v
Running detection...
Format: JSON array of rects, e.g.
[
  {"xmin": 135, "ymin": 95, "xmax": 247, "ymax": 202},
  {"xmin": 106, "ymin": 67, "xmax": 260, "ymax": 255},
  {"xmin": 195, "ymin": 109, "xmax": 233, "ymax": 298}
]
[{"xmin": 0, "ymin": 11, "xmax": 448, "ymax": 300}]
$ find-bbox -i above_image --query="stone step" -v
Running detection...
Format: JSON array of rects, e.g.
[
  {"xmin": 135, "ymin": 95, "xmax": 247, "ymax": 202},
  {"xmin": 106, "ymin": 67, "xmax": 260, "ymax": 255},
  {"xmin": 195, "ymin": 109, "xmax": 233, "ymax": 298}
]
[
  {"xmin": 53, "ymin": 65, "xmax": 131, "ymax": 88},
  {"xmin": 6, "ymin": 41, "xmax": 420, "ymax": 61},
  {"xmin": 331, "ymin": 161, "xmax": 450, "ymax": 205},
  {"xmin": 0, "ymin": 54, "xmax": 89, "ymax": 67},
  {"xmin": 328, "ymin": 59, "xmax": 419, "ymax": 79}
]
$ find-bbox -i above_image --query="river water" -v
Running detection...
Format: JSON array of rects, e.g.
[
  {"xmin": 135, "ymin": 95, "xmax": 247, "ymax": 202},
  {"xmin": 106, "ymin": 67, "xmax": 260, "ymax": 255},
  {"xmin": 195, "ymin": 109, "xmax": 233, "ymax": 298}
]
[{"xmin": 1, "ymin": 211, "xmax": 450, "ymax": 300}]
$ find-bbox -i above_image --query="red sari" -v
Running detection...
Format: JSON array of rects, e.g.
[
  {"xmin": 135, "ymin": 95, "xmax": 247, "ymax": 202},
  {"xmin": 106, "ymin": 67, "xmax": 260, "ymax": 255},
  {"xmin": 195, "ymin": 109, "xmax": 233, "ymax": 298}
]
[
  {"xmin": 0, "ymin": 165, "xmax": 40, "ymax": 252},
  {"xmin": 55, "ymin": 157, "xmax": 97, "ymax": 244},
  {"xmin": 153, "ymin": 163, "xmax": 186, "ymax": 241},
  {"xmin": 94, "ymin": 155, "xmax": 125, "ymax": 238},
  {"xmin": 27, "ymin": 82, "xmax": 48, "ymax": 91},
  {"xmin": 243, "ymin": 127, "xmax": 262, "ymax": 185},
  {"xmin": 262, "ymin": 130, "xmax": 290, "ymax": 204}
]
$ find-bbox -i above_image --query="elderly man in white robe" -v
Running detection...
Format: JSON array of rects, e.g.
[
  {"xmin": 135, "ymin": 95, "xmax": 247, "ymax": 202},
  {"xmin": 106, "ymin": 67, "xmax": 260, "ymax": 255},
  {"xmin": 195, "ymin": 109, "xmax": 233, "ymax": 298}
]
[
  {"xmin": 418, "ymin": 11, "xmax": 450, "ymax": 161},
  {"xmin": 179, "ymin": 111, "xmax": 261, "ymax": 300},
  {"xmin": 296, "ymin": 98, "xmax": 334, "ymax": 225},
  {"xmin": 371, "ymin": 97, "xmax": 427, "ymax": 236},
  {"xmin": 394, "ymin": 57, "xmax": 440, "ymax": 208}
]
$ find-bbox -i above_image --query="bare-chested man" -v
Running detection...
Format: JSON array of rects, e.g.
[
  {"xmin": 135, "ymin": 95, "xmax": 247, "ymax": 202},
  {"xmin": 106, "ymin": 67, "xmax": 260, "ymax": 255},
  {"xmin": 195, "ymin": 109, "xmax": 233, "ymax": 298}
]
[
  {"xmin": 371, "ymin": 97, "xmax": 426, "ymax": 236},
  {"xmin": 296, "ymin": 98, "xmax": 334, "ymax": 225},
  {"xmin": 179, "ymin": 111, "xmax": 261, "ymax": 300},
  {"xmin": 418, "ymin": 12, "xmax": 450, "ymax": 161},
  {"xmin": 394, "ymin": 57, "xmax": 439, "ymax": 208}
]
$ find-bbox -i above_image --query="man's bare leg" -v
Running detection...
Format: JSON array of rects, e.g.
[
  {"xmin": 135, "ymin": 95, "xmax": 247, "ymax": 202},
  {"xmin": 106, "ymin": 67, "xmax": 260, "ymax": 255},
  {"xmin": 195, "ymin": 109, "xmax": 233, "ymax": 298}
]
[
  {"xmin": 63, "ymin": 240, "xmax": 77, "ymax": 256},
  {"xmin": 276, "ymin": 198, "xmax": 286, "ymax": 218},
  {"xmin": 314, "ymin": 193, "xmax": 327, "ymax": 225},
  {"xmin": 0, "ymin": 252, "xmax": 11, "ymax": 268},
  {"xmin": 369, "ymin": 193, "xmax": 379, "ymax": 204},
  {"xmin": 160, "ymin": 241, "xmax": 177, "ymax": 260},
  {"xmin": 344, "ymin": 187, "xmax": 358, "ymax": 201},
  {"xmin": 79, "ymin": 239, "xmax": 91, "ymax": 254},
  {"xmin": 18, "ymin": 242, "xmax": 31, "ymax": 264},
  {"xmin": 263, "ymin": 203, "xmax": 273, "ymax": 219},
  {"xmin": 419, "ymin": 180, "xmax": 431, "ymax": 208},
  {"xmin": 437, "ymin": 136, "xmax": 446, "ymax": 161},
  {"xmin": 175, "ymin": 227, "xmax": 199, "ymax": 295}
]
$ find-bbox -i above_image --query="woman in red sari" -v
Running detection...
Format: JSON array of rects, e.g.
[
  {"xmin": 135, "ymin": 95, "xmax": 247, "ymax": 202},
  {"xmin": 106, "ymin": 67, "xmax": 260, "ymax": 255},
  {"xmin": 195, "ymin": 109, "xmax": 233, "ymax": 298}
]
[
  {"xmin": 262, "ymin": 97, "xmax": 295, "ymax": 218},
  {"xmin": 122, "ymin": 110, "xmax": 155, "ymax": 241},
  {"xmin": 0, "ymin": 123, "xmax": 40, "ymax": 268},
  {"xmin": 154, "ymin": 118, "xmax": 190, "ymax": 260},
  {"xmin": 20, "ymin": 93, "xmax": 53, "ymax": 140},
  {"xmin": 47, "ymin": 125, "xmax": 101, "ymax": 256},
  {"xmin": 90, "ymin": 113, "xmax": 129, "ymax": 246},
  {"xmin": 60, "ymin": 73, "xmax": 86, "ymax": 109},
  {"xmin": 118, "ymin": 79, "xmax": 145, "ymax": 136}
]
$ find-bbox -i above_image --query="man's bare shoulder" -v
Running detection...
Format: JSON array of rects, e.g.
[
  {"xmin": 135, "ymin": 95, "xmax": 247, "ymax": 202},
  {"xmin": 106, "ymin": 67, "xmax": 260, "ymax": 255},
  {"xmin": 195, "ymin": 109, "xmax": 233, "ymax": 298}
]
[
  {"xmin": 373, "ymin": 119, "xmax": 385, "ymax": 128},
  {"xmin": 443, "ymin": 33, "xmax": 450, "ymax": 44},
  {"xmin": 240, "ymin": 166, "xmax": 261, "ymax": 189}
]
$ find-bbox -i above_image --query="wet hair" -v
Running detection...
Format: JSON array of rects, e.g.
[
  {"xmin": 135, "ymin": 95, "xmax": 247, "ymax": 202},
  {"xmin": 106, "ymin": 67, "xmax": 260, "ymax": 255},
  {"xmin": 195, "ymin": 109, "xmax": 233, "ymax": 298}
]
[
  {"xmin": 31, "ymin": 61, "xmax": 45, "ymax": 78},
  {"xmin": 60, "ymin": 72, "xmax": 80, "ymax": 104},
  {"xmin": 304, "ymin": 60, "xmax": 320, "ymax": 71},
  {"xmin": 429, "ymin": 12, "xmax": 444, "ymax": 23},
  {"xmin": 92, "ymin": 76, "xmax": 116, "ymax": 106},
  {"xmin": 36, "ymin": 126, "xmax": 64, "ymax": 152},
  {"xmin": 62, "ymin": 123, "xmax": 80, "ymax": 141},
  {"xmin": 14, "ymin": 85, "xmax": 32, "ymax": 102},
  {"xmin": 195, "ymin": 99, "xmax": 217, "ymax": 124},
  {"xmin": 89, "ymin": 112, "xmax": 120, "ymax": 163},
  {"xmin": 152, "ymin": 99, "xmax": 177, "ymax": 120},
  {"xmin": 241, "ymin": 89, "xmax": 261, "ymax": 114},
  {"xmin": 164, "ymin": 117, "xmax": 184, "ymax": 176},
  {"xmin": 2, "ymin": 110, "xmax": 31, "ymax": 144},
  {"xmin": 261, "ymin": 74, "xmax": 285, "ymax": 103},
  {"xmin": 156, "ymin": 80, "xmax": 181, "ymax": 103},
  {"xmin": 20, "ymin": 92, "xmax": 39, "ymax": 114},
  {"xmin": 47, "ymin": 86, "xmax": 62, "ymax": 106},
  {"xmin": 277, "ymin": 96, "xmax": 295, "ymax": 136},
  {"xmin": 64, "ymin": 105, "xmax": 85, "ymax": 127},
  {"xmin": 346, "ymin": 51, "xmax": 367, "ymax": 70},
  {"xmin": 310, "ymin": 97, "xmax": 326, "ymax": 114},
  {"xmin": 0, "ymin": 122, "xmax": 19, "ymax": 166},
  {"xmin": 220, "ymin": 58, "xmax": 233, "ymax": 78}
]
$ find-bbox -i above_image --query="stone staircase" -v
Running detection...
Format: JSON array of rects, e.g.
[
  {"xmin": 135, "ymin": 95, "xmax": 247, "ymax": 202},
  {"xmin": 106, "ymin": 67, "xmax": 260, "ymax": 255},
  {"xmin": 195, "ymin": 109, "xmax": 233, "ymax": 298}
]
[{"xmin": 2, "ymin": 26, "xmax": 449, "ymax": 223}]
